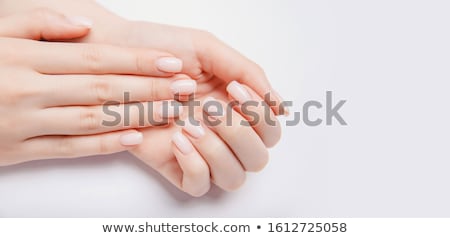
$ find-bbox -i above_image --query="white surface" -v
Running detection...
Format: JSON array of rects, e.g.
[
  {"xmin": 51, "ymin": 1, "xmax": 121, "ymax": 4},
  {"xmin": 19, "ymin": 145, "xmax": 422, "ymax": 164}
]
[{"xmin": 1, "ymin": 0, "xmax": 449, "ymax": 217}]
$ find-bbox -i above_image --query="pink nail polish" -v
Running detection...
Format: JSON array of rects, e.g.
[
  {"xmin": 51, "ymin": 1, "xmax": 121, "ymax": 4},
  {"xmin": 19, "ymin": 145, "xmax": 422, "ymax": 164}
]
[
  {"xmin": 119, "ymin": 132, "xmax": 143, "ymax": 146},
  {"xmin": 183, "ymin": 118, "xmax": 205, "ymax": 139},
  {"xmin": 170, "ymin": 79, "xmax": 197, "ymax": 95},
  {"xmin": 156, "ymin": 57, "xmax": 183, "ymax": 73},
  {"xmin": 226, "ymin": 81, "xmax": 251, "ymax": 104},
  {"xmin": 172, "ymin": 132, "xmax": 193, "ymax": 154},
  {"xmin": 271, "ymin": 89, "xmax": 290, "ymax": 116}
]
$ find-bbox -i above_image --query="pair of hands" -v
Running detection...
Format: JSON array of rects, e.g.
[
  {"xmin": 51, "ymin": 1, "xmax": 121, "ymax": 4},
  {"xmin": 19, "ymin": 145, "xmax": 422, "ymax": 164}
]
[{"xmin": 0, "ymin": 8, "xmax": 284, "ymax": 196}]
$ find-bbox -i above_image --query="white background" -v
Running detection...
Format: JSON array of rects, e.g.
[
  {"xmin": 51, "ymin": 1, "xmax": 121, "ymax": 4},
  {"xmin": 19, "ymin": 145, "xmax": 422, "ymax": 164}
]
[{"xmin": 0, "ymin": 0, "xmax": 449, "ymax": 217}]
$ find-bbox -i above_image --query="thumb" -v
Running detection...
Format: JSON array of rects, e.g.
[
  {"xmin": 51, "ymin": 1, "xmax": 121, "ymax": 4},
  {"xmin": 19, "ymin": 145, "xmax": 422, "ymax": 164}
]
[{"xmin": 0, "ymin": 8, "xmax": 91, "ymax": 41}]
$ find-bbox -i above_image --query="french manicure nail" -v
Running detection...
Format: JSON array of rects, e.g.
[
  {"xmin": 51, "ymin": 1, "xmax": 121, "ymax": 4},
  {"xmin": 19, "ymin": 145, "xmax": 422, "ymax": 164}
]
[
  {"xmin": 172, "ymin": 132, "xmax": 193, "ymax": 154},
  {"xmin": 226, "ymin": 81, "xmax": 251, "ymax": 104},
  {"xmin": 67, "ymin": 16, "xmax": 93, "ymax": 28},
  {"xmin": 119, "ymin": 132, "xmax": 143, "ymax": 146},
  {"xmin": 183, "ymin": 118, "xmax": 205, "ymax": 139},
  {"xmin": 170, "ymin": 79, "xmax": 197, "ymax": 95},
  {"xmin": 156, "ymin": 57, "xmax": 183, "ymax": 73},
  {"xmin": 158, "ymin": 101, "xmax": 184, "ymax": 118}
]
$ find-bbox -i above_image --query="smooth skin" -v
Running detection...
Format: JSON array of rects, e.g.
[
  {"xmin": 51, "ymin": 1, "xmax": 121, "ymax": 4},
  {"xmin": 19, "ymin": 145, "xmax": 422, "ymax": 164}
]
[
  {"xmin": 0, "ymin": 1, "xmax": 285, "ymax": 196},
  {"xmin": 0, "ymin": 10, "xmax": 196, "ymax": 166}
]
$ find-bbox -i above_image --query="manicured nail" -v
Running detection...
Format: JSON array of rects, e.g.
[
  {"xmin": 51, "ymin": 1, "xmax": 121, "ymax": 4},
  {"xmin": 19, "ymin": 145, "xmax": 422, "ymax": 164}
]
[
  {"xmin": 226, "ymin": 81, "xmax": 251, "ymax": 104},
  {"xmin": 271, "ymin": 89, "xmax": 290, "ymax": 116},
  {"xmin": 158, "ymin": 101, "xmax": 184, "ymax": 118},
  {"xmin": 119, "ymin": 132, "xmax": 143, "ymax": 146},
  {"xmin": 203, "ymin": 97, "xmax": 224, "ymax": 117},
  {"xmin": 66, "ymin": 16, "xmax": 93, "ymax": 28},
  {"xmin": 172, "ymin": 132, "xmax": 193, "ymax": 154},
  {"xmin": 183, "ymin": 118, "xmax": 205, "ymax": 139},
  {"xmin": 156, "ymin": 57, "xmax": 183, "ymax": 73},
  {"xmin": 170, "ymin": 79, "xmax": 197, "ymax": 95}
]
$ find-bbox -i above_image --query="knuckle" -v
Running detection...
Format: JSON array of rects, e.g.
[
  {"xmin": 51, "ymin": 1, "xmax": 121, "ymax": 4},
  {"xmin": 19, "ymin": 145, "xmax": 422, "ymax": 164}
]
[
  {"xmin": 55, "ymin": 136, "xmax": 74, "ymax": 157},
  {"xmin": 81, "ymin": 45, "xmax": 104, "ymax": 73},
  {"xmin": 148, "ymin": 78, "xmax": 160, "ymax": 101},
  {"xmin": 134, "ymin": 51, "xmax": 148, "ymax": 74},
  {"xmin": 79, "ymin": 108, "xmax": 101, "ymax": 132},
  {"xmin": 95, "ymin": 136, "xmax": 111, "ymax": 154},
  {"xmin": 90, "ymin": 77, "xmax": 114, "ymax": 103}
]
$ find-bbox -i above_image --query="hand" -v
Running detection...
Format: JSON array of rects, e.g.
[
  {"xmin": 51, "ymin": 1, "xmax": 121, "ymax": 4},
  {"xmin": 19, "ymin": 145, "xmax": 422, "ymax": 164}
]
[
  {"xmin": 0, "ymin": 10, "xmax": 196, "ymax": 166},
  {"xmin": 100, "ymin": 20, "xmax": 284, "ymax": 196},
  {"xmin": 129, "ymin": 81, "xmax": 281, "ymax": 196},
  {"xmin": 1, "ymin": 1, "xmax": 286, "ymax": 114},
  {"xmin": 0, "ymin": 3, "xmax": 285, "ymax": 196},
  {"xmin": 85, "ymin": 11, "xmax": 284, "ymax": 196}
]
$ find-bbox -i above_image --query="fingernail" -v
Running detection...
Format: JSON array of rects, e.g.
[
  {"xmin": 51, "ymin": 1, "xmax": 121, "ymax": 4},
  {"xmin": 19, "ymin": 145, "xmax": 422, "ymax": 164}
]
[
  {"xmin": 183, "ymin": 118, "xmax": 205, "ymax": 139},
  {"xmin": 203, "ymin": 97, "xmax": 224, "ymax": 117},
  {"xmin": 226, "ymin": 81, "xmax": 251, "ymax": 104},
  {"xmin": 170, "ymin": 79, "xmax": 197, "ymax": 95},
  {"xmin": 66, "ymin": 16, "xmax": 93, "ymax": 28},
  {"xmin": 156, "ymin": 57, "xmax": 183, "ymax": 73},
  {"xmin": 172, "ymin": 132, "xmax": 193, "ymax": 154},
  {"xmin": 158, "ymin": 101, "xmax": 184, "ymax": 118},
  {"xmin": 271, "ymin": 89, "xmax": 290, "ymax": 116},
  {"xmin": 119, "ymin": 132, "xmax": 143, "ymax": 146}
]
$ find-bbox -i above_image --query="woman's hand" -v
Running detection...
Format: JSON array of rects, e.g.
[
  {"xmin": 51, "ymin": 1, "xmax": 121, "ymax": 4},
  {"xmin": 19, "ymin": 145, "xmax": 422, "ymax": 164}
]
[
  {"xmin": 104, "ymin": 20, "xmax": 285, "ymax": 195},
  {"xmin": 0, "ymin": 10, "xmax": 197, "ymax": 166},
  {"xmin": 131, "ymin": 82, "xmax": 281, "ymax": 197},
  {"xmin": 0, "ymin": 0, "xmax": 287, "ymax": 115},
  {"xmin": 0, "ymin": 3, "xmax": 285, "ymax": 196}
]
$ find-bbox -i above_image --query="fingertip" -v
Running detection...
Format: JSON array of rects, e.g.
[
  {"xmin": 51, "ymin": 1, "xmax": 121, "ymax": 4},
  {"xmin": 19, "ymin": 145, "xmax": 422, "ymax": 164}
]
[
  {"xmin": 156, "ymin": 57, "xmax": 183, "ymax": 73},
  {"xmin": 171, "ymin": 142, "xmax": 211, "ymax": 197},
  {"xmin": 119, "ymin": 131, "xmax": 143, "ymax": 146},
  {"xmin": 170, "ymin": 79, "xmax": 197, "ymax": 95},
  {"xmin": 271, "ymin": 89, "xmax": 290, "ymax": 116}
]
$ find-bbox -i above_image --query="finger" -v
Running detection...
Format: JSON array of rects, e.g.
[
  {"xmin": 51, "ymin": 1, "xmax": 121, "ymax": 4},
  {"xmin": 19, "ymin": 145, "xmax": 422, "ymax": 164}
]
[
  {"xmin": 24, "ymin": 41, "xmax": 183, "ymax": 76},
  {"xmin": 0, "ymin": 8, "xmax": 91, "ymax": 40},
  {"xmin": 171, "ymin": 131, "xmax": 211, "ymax": 197},
  {"xmin": 21, "ymin": 130, "xmax": 143, "ymax": 160},
  {"xmin": 226, "ymin": 81, "xmax": 282, "ymax": 148},
  {"xmin": 182, "ymin": 118, "xmax": 246, "ymax": 191},
  {"xmin": 34, "ymin": 101, "xmax": 184, "ymax": 136},
  {"xmin": 38, "ymin": 74, "xmax": 196, "ymax": 107},
  {"xmin": 197, "ymin": 32, "xmax": 288, "ymax": 115},
  {"xmin": 202, "ymin": 97, "xmax": 269, "ymax": 172}
]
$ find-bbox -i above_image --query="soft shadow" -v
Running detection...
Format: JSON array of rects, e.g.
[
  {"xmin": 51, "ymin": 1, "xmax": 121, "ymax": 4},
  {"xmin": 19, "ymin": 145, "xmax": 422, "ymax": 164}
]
[{"xmin": 0, "ymin": 153, "xmax": 225, "ymax": 201}]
